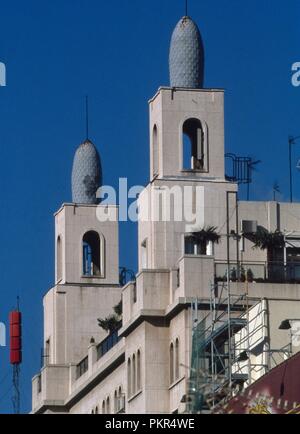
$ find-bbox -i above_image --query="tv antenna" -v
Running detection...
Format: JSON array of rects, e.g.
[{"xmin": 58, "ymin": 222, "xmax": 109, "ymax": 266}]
[{"xmin": 273, "ymin": 181, "xmax": 280, "ymax": 201}]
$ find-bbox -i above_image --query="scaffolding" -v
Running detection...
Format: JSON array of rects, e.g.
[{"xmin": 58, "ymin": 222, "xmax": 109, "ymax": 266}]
[
  {"xmin": 187, "ymin": 281, "xmax": 293, "ymax": 414},
  {"xmin": 188, "ymin": 283, "xmax": 248, "ymax": 413}
]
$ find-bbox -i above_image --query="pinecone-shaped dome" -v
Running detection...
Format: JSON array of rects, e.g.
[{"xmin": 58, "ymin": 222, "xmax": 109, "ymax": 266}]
[
  {"xmin": 71, "ymin": 140, "xmax": 102, "ymax": 204},
  {"xmin": 169, "ymin": 16, "xmax": 204, "ymax": 89}
]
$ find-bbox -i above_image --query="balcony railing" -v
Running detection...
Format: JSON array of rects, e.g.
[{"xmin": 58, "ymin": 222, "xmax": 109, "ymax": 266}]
[
  {"xmin": 97, "ymin": 328, "xmax": 121, "ymax": 361},
  {"xmin": 76, "ymin": 356, "xmax": 88, "ymax": 379},
  {"xmin": 215, "ymin": 261, "xmax": 300, "ymax": 284}
]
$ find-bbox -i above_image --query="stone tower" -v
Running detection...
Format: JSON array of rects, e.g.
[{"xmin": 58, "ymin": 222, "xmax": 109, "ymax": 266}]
[{"xmin": 43, "ymin": 136, "xmax": 121, "ymax": 366}]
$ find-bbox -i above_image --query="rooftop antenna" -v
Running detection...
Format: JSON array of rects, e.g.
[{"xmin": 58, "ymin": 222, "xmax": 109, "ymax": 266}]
[
  {"xmin": 247, "ymin": 158, "xmax": 261, "ymax": 201},
  {"xmin": 85, "ymin": 95, "xmax": 89, "ymax": 141},
  {"xmin": 273, "ymin": 181, "xmax": 280, "ymax": 202}
]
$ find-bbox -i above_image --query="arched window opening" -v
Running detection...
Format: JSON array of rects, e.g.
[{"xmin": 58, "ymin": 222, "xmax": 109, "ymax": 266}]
[
  {"xmin": 116, "ymin": 386, "xmax": 124, "ymax": 413},
  {"xmin": 152, "ymin": 125, "xmax": 159, "ymax": 177},
  {"xmin": 137, "ymin": 350, "xmax": 141, "ymax": 391},
  {"xmin": 82, "ymin": 231, "xmax": 102, "ymax": 277},
  {"xmin": 127, "ymin": 358, "xmax": 131, "ymax": 398},
  {"xmin": 183, "ymin": 118, "xmax": 205, "ymax": 171},
  {"xmin": 141, "ymin": 239, "xmax": 148, "ymax": 269},
  {"xmin": 170, "ymin": 343, "xmax": 174, "ymax": 384},
  {"xmin": 95, "ymin": 406, "xmax": 98, "ymax": 414},
  {"xmin": 102, "ymin": 400, "xmax": 106, "ymax": 414},
  {"xmin": 57, "ymin": 236, "xmax": 62, "ymax": 282},
  {"xmin": 45, "ymin": 338, "xmax": 50, "ymax": 366},
  {"xmin": 175, "ymin": 339, "xmax": 180, "ymax": 380},
  {"xmin": 106, "ymin": 396, "xmax": 110, "ymax": 414},
  {"xmin": 114, "ymin": 390, "xmax": 118, "ymax": 413},
  {"xmin": 132, "ymin": 354, "xmax": 136, "ymax": 396}
]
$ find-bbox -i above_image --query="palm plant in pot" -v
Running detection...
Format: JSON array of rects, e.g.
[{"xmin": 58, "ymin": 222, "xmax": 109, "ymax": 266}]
[
  {"xmin": 97, "ymin": 300, "xmax": 123, "ymax": 334},
  {"xmin": 188, "ymin": 226, "xmax": 221, "ymax": 255},
  {"xmin": 251, "ymin": 228, "xmax": 285, "ymax": 281}
]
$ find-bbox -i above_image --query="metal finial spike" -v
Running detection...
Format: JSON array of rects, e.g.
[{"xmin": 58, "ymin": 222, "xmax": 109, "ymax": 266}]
[
  {"xmin": 85, "ymin": 95, "xmax": 89, "ymax": 141},
  {"xmin": 185, "ymin": 0, "xmax": 188, "ymax": 16}
]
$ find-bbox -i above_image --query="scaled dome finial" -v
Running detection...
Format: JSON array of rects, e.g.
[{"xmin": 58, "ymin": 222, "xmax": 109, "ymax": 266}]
[
  {"xmin": 71, "ymin": 139, "xmax": 102, "ymax": 205},
  {"xmin": 71, "ymin": 98, "xmax": 102, "ymax": 205},
  {"xmin": 169, "ymin": 16, "xmax": 204, "ymax": 89}
]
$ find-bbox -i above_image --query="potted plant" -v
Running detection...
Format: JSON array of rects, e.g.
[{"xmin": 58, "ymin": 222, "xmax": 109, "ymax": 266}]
[
  {"xmin": 230, "ymin": 267, "xmax": 237, "ymax": 282},
  {"xmin": 190, "ymin": 226, "xmax": 221, "ymax": 255},
  {"xmin": 250, "ymin": 228, "xmax": 284, "ymax": 281},
  {"xmin": 98, "ymin": 300, "xmax": 122, "ymax": 334},
  {"xmin": 240, "ymin": 266, "xmax": 246, "ymax": 282},
  {"xmin": 247, "ymin": 268, "xmax": 254, "ymax": 283}
]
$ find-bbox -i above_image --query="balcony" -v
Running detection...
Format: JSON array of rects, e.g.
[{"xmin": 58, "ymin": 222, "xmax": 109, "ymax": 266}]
[
  {"xmin": 122, "ymin": 270, "xmax": 170, "ymax": 326},
  {"xmin": 215, "ymin": 261, "xmax": 300, "ymax": 284},
  {"xmin": 32, "ymin": 364, "xmax": 70, "ymax": 412},
  {"xmin": 97, "ymin": 328, "xmax": 121, "ymax": 360},
  {"xmin": 176, "ymin": 255, "xmax": 215, "ymax": 299}
]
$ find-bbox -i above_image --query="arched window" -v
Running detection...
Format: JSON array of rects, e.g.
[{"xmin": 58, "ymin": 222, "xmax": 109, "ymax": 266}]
[
  {"xmin": 132, "ymin": 354, "xmax": 136, "ymax": 396},
  {"xmin": 152, "ymin": 125, "xmax": 159, "ymax": 177},
  {"xmin": 141, "ymin": 239, "xmax": 148, "ymax": 269},
  {"xmin": 175, "ymin": 339, "xmax": 180, "ymax": 380},
  {"xmin": 82, "ymin": 231, "xmax": 103, "ymax": 277},
  {"xmin": 114, "ymin": 390, "xmax": 118, "ymax": 413},
  {"xmin": 183, "ymin": 118, "xmax": 206, "ymax": 171},
  {"xmin": 106, "ymin": 396, "xmax": 110, "ymax": 414},
  {"xmin": 95, "ymin": 406, "xmax": 98, "ymax": 414},
  {"xmin": 57, "ymin": 236, "xmax": 62, "ymax": 282},
  {"xmin": 170, "ymin": 343, "xmax": 174, "ymax": 384},
  {"xmin": 137, "ymin": 350, "xmax": 141, "ymax": 391},
  {"xmin": 127, "ymin": 358, "xmax": 131, "ymax": 398},
  {"xmin": 102, "ymin": 400, "xmax": 106, "ymax": 414}
]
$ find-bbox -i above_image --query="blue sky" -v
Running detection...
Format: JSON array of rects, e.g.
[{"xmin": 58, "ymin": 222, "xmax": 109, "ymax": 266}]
[{"xmin": 0, "ymin": 0, "xmax": 299, "ymax": 413}]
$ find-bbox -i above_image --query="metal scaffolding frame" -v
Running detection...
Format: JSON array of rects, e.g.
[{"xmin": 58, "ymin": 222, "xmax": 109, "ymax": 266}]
[
  {"xmin": 188, "ymin": 282, "xmax": 250, "ymax": 413},
  {"xmin": 187, "ymin": 282, "xmax": 293, "ymax": 414}
]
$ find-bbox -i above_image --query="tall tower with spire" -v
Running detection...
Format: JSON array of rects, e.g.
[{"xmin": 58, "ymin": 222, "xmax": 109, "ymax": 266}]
[
  {"xmin": 123, "ymin": 13, "xmax": 237, "ymax": 414},
  {"xmin": 137, "ymin": 13, "xmax": 233, "ymax": 273},
  {"xmin": 41, "ymin": 128, "xmax": 120, "ymax": 368}
]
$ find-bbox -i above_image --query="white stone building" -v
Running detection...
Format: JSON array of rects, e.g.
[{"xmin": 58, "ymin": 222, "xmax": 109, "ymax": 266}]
[{"xmin": 32, "ymin": 15, "xmax": 300, "ymax": 414}]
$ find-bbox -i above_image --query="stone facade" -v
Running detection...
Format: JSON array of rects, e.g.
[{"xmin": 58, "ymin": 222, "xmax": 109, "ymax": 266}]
[{"xmin": 32, "ymin": 16, "xmax": 300, "ymax": 414}]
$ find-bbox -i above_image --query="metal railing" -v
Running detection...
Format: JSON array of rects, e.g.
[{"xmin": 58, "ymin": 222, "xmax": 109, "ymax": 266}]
[
  {"xmin": 76, "ymin": 356, "xmax": 88, "ymax": 379},
  {"xmin": 97, "ymin": 328, "xmax": 121, "ymax": 361},
  {"xmin": 215, "ymin": 261, "xmax": 300, "ymax": 284}
]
